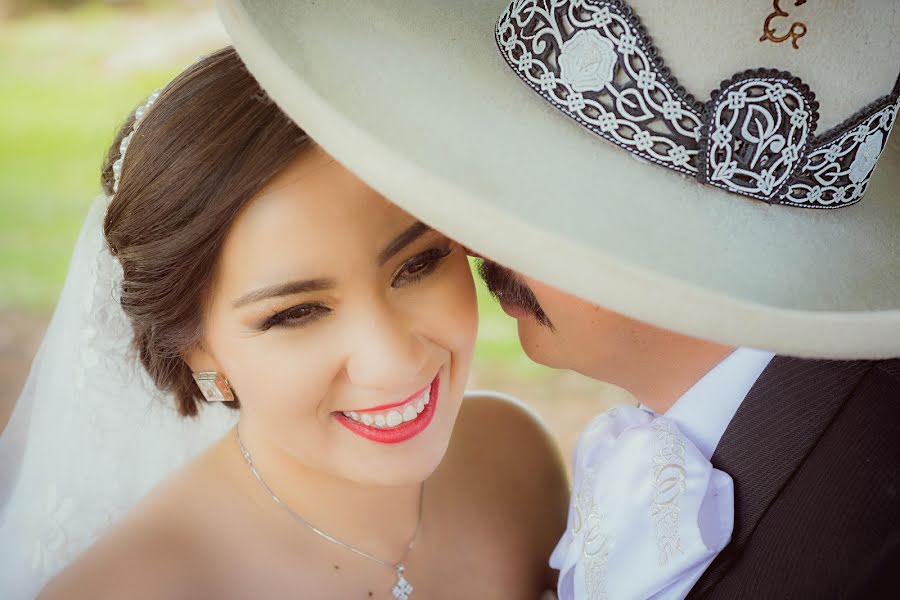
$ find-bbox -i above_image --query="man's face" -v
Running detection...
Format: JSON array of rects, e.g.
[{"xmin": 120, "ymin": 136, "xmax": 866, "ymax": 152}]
[{"xmin": 477, "ymin": 259, "xmax": 724, "ymax": 397}]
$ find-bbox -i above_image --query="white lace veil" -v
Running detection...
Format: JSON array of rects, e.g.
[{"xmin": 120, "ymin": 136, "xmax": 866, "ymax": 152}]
[{"xmin": 0, "ymin": 195, "xmax": 238, "ymax": 599}]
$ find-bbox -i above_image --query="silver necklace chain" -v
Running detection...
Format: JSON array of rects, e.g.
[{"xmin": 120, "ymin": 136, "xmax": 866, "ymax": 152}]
[{"xmin": 236, "ymin": 429, "xmax": 423, "ymax": 598}]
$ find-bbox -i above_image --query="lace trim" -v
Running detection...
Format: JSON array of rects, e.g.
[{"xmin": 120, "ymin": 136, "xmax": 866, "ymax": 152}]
[
  {"xmin": 649, "ymin": 419, "xmax": 687, "ymax": 566},
  {"xmin": 572, "ymin": 468, "xmax": 611, "ymax": 600},
  {"xmin": 496, "ymin": 0, "xmax": 900, "ymax": 209},
  {"xmin": 15, "ymin": 197, "xmax": 238, "ymax": 591}
]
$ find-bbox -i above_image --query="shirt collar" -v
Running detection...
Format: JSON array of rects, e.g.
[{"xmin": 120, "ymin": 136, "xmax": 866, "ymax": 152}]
[{"xmin": 650, "ymin": 348, "xmax": 775, "ymax": 460}]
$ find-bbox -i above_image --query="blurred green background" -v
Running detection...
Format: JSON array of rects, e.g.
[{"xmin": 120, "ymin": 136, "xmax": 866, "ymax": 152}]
[
  {"xmin": 0, "ymin": 0, "xmax": 624, "ymax": 459},
  {"xmin": 0, "ymin": 0, "xmax": 534, "ymax": 359}
]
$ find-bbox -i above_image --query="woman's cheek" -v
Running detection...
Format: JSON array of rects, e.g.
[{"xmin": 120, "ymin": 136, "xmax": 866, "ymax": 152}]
[
  {"xmin": 437, "ymin": 255, "xmax": 479, "ymax": 354},
  {"xmin": 232, "ymin": 333, "xmax": 334, "ymax": 419}
]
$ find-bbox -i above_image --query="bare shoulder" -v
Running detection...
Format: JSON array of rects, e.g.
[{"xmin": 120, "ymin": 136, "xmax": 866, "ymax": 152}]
[
  {"xmin": 37, "ymin": 515, "xmax": 203, "ymax": 600},
  {"xmin": 35, "ymin": 448, "xmax": 232, "ymax": 600},
  {"xmin": 453, "ymin": 391, "xmax": 567, "ymax": 482},
  {"xmin": 446, "ymin": 391, "xmax": 569, "ymax": 586},
  {"xmin": 450, "ymin": 391, "xmax": 569, "ymax": 519}
]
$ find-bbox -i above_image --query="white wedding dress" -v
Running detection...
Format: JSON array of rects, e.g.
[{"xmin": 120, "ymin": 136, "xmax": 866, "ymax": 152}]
[{"xmin": 0, "ymin": 196, "xmax": 238, "ymax": 599}]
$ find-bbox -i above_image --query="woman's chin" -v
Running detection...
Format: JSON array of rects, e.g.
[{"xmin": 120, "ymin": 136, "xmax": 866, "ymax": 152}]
[{"xmin": 343, "ymin": 410, "xmax": 457, "ymax": 487}]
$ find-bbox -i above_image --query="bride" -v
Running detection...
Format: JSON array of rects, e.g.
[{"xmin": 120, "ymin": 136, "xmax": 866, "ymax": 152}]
[{"xmin": 2, "ymin": 47, "xmax": 567, "ymax": 599}]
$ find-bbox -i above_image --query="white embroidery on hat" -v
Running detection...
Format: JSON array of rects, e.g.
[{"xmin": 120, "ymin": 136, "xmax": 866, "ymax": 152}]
[
  {"xmin": 496, "ymin": 0, "xmax": 899, "ymax": 209},
  {"xmin": 559, "ymin": 29, "xmax": 617, "ymax": 93},
  {"xmin": 703, "ymin": 76, "xmax": 815, "ymax": 201},
  {"xmin": 848, "ymin": 130, "xmax": 885, "ymax": 184},
  {"xmin": 785, "ymin": 103, "xmax": 897, "ymax": 207}
]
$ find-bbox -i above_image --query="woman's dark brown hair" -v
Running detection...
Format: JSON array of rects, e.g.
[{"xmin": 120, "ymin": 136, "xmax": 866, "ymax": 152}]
[{"xmin": 102, "ymin": 46, "xmax": 310, "ymax": 417}]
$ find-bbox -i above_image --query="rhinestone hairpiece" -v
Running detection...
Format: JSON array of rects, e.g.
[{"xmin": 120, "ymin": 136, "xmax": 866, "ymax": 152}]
[
  {"xmin": 111, "ymin": 88, "xmax": 162, "ymax": 195},
  {"xmin": 496, "ymin": 0, "xmax": 900, "ymax": 209},
  {"xmin": 110, "ymin": 56, "xmax": 208, "ymax": 197}
]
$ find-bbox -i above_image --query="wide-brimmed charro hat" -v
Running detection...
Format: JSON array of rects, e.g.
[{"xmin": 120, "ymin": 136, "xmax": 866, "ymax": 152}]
[{"xmin": 217, "ymin": 0, "xmax": 900, "ymax": 359}]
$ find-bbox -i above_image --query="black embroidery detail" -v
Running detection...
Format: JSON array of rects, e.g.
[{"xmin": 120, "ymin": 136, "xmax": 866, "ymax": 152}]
[
  {"xmin": 495, "ymin": 0, "xmax": 900, "ymax": 209},
  {"xmin": 698, "ymin": 69, "xmax": 819, "ymax": 203}
]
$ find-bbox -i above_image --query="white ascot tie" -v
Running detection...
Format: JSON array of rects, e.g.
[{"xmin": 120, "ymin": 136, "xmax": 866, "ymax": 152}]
[{"xmin": 550, "ymin": 406, "xmax": 734, "ymax": 600}]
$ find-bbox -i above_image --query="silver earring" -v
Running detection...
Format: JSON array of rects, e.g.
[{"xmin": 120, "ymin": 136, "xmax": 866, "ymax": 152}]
[{"xmin": 192, "ymin": 372, "xmax": 236, "ymax": 402}]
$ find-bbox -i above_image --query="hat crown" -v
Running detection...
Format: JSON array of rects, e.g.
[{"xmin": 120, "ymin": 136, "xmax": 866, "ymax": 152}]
[{"xmin": 628, "ymin": 0, "xmax": 899, "ymax": 132}]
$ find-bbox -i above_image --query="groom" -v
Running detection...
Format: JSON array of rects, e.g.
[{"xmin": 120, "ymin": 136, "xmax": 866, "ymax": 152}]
[
  {"xmin": 476, "ymin": 246, "xmax": 900, "ymax": 598},
  {"xmin": 221, "ymin": 0, "xmax": 900, "ymax": 596}
]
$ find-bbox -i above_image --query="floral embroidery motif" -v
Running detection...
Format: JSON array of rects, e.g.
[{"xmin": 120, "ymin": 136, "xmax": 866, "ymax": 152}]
[
  {"xmin": 649, "ymin": 419, "xmax": 687, "ymax": 565},
  {"xmin": 550, "ymin": 406, "xmax": 735, "ymax": 600},
  {"xmin": 701, "ymin": 72, "xmax": 816, "ymax": 201},
  {"xmin": 558, "ymin": 29, "xmax": 617, "ymax": 93},
  {"xmin": 496, "ymin": 0, "xmax": 705, "ymax": 177},
  {"xmin": 572, "ymin": 468, "xmax": 611, "ymax": 600},
  {"xmin": 495, "ymin": 0, "xmax": 900, "ymax": 209},
  {"xmin": 785, "ymin": 102, "xmax": 897, "ymax": 207},
  {"xmin": 848, "ymin": 131, "xmax": 885, "ymax": 183}
]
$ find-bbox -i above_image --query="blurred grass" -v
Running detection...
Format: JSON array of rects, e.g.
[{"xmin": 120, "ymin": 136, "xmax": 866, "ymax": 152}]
[
  {"xmin": 0, "ymin": 3, "xmax": 549, "ymax": 378},
  {"xmin": 0, "ymin": 5, "xmax": 188, "ymax": 308}
]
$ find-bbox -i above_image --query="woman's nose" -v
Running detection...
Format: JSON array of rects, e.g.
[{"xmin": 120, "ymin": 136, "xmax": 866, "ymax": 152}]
[{"xmin": 344, "ymin": 303, "xmax": 430, "ymax": 392}]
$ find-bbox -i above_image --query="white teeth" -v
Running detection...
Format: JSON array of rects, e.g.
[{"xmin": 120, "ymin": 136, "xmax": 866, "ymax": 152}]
[
  {"xmin": 342, "ymin": 382, "xmax": 434, "ymax": 430},
  {"xmin": 386, "ymin": 411, "xmax": 403, "ymax": 427}
]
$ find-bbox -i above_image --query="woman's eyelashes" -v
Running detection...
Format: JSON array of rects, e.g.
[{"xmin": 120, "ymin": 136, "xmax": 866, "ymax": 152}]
[
  {"xmin": 391, "ymin": 244, "xmax": 453, "ymax": 287},
  {"xmin": 260, "ymin": 303, "xmax": 330, "ymax": 331},
  {"xmin": 258, "ymin": 245, "xmax": 454, "ymax": 331}
]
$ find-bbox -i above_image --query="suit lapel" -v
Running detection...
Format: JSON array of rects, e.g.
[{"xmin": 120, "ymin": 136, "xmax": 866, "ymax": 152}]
[{"xmin": 688, "ymin": 356, "xmax": 873, "ymax": 598}]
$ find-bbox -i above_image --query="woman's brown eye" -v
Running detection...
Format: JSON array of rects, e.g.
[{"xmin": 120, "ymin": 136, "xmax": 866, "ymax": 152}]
[
  {"xmin": 260, "ymin": 303, "xmax": 329, "ymax": 331},
  {"xmin": 393, "ymin": 246, "xmax": 453, "ymax": 287},
  {"xmin": 405, "ymin": 258, "xmax": 430, "ymax": 275}
]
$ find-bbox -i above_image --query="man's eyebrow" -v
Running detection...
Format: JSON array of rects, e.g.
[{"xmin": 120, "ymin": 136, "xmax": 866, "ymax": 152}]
[
  {"xmin": 378, "ymin": 221, "xmax": 432, "ymax": 266},
  {"xmin": 232, "ymin": 278, "xmax": 335, "ymax": 309}
]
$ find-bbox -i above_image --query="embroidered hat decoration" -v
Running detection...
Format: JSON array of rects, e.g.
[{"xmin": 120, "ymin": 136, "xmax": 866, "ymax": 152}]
[{"xmin": 496, "ymin": 0, "xmax": 899, "ymax": 209}]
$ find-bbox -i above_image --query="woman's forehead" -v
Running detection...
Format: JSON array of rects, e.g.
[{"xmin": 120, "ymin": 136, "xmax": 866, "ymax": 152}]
[
  {"xmin": 240, "ymin": 150, "xmax": 411, "ymax": 242},
  {"xmin": 217, "ymin": 148, "xmax": 419, "ymax": 289}
]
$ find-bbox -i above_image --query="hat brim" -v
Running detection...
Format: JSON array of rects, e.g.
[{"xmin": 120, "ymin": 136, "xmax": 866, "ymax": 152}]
[{"xmin": 219, "ymin": 0, "xmax": 900, "ymax": 358}]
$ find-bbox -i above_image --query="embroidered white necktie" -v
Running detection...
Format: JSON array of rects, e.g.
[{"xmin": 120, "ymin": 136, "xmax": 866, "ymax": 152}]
[{"xmin": 550, "ymin": 406, "xmax": 734, "ymax": 600}]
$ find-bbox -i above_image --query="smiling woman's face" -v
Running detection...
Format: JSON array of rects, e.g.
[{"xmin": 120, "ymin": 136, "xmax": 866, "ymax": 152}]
[{"xmin": 188, "ymin": 147, "xmax": 478, "ymax": 486}]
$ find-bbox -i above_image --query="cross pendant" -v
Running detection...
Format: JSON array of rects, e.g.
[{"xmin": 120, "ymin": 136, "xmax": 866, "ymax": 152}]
[{"xmin": 391, "ymin": 564, "xmax": 413, "ymax": 600}]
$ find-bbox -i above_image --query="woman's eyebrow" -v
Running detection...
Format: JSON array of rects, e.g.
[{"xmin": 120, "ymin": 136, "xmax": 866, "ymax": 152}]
[
  {"xmin": 377, "ymin": 221, "xmax": 432, "ymax": 267},
  {"xmin": 232, "ymin": 222, "xmax": 431, "ymax": 308},
  {"xmin": 232, "ymin": 278, "xmax": 335, "ymax": 309}
]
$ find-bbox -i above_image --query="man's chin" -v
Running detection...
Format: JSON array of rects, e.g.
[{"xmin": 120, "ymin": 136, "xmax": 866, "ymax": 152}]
[{"xmin": 516, "ymin": 318, "xmax": 565, "ymax": 370}]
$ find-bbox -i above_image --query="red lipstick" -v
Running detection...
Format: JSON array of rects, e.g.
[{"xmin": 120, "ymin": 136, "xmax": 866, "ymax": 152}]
[
  {"xmin": 352, "ymin": 383, "xmax": 432, "ymax": 414},
  {"xmin": 335, "ymin": 373, "xmax": 440, "ymax": 444}
]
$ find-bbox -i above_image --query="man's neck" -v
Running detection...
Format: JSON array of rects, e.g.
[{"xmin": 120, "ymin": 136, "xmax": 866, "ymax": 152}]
[{"xmin": 636, "ymin": 341, "xmax": 736, "ymax": 414}]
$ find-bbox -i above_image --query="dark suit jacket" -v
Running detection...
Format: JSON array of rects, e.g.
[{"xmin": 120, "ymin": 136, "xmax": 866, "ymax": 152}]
[{"xmin": 686, "ymin": 356, "xmax": 900, "ymax": 599}]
